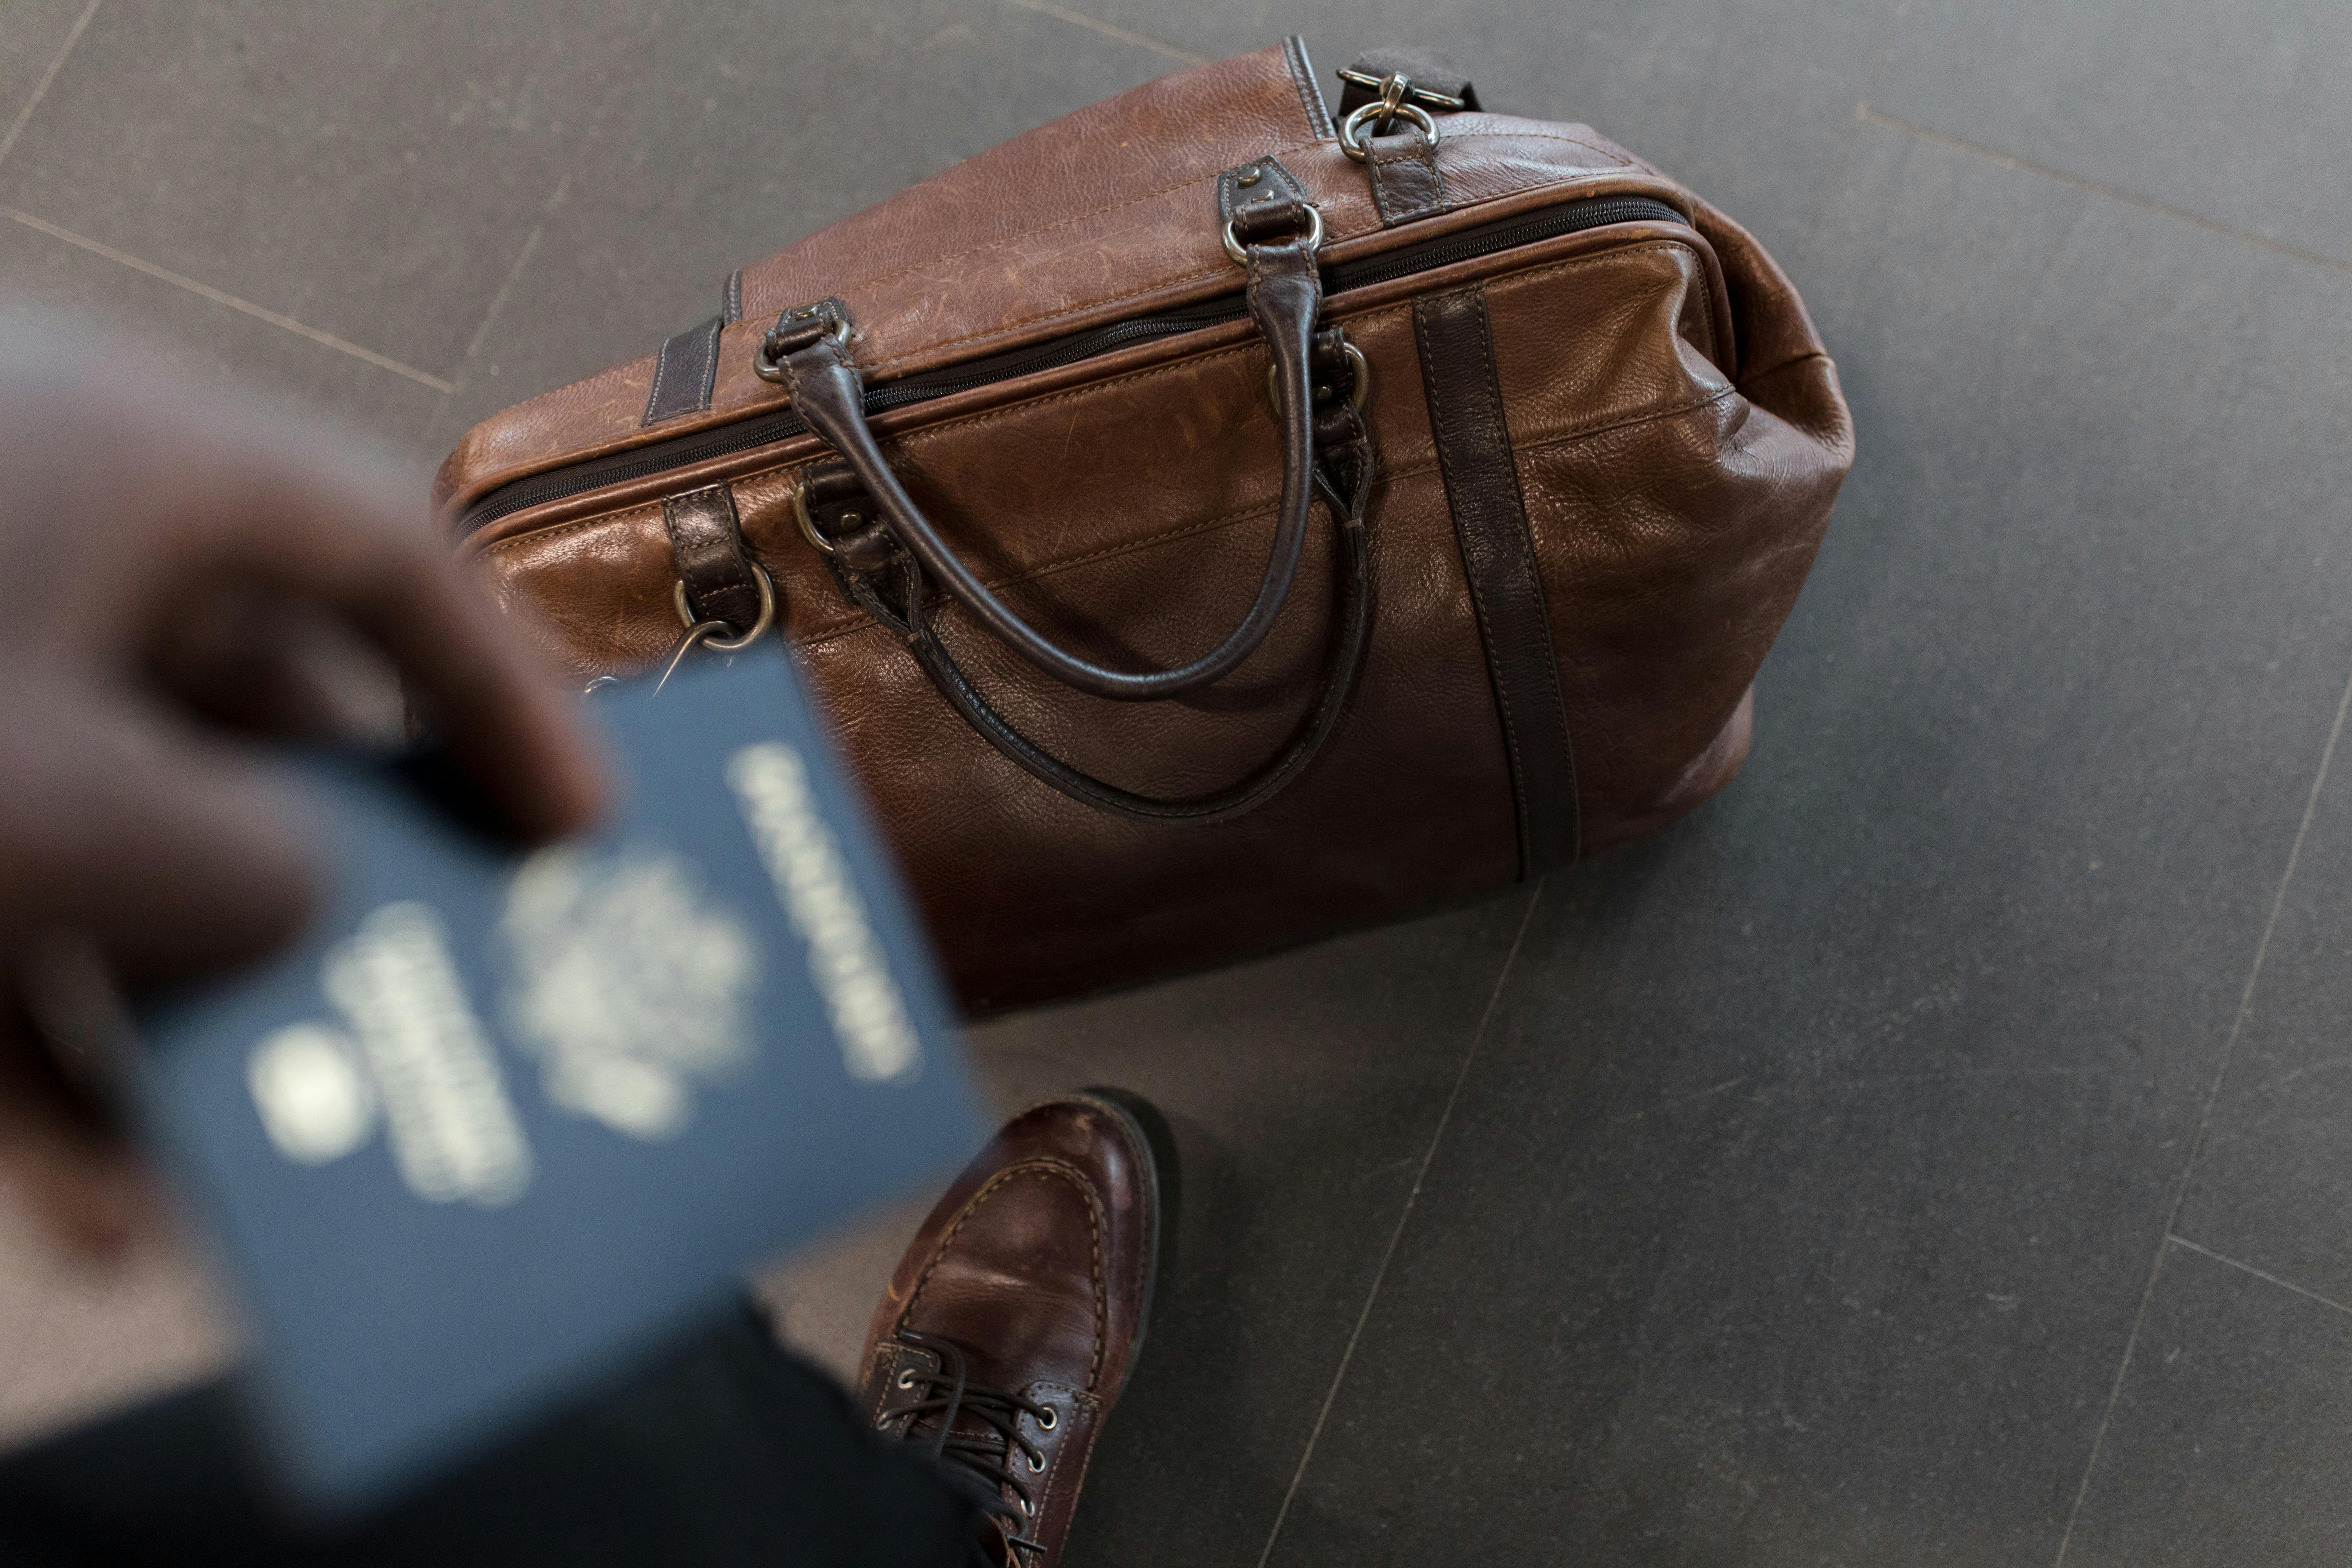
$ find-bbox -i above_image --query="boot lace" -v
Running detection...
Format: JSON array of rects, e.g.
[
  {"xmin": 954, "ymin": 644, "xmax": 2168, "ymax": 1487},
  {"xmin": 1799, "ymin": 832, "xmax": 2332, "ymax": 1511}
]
[{"xmin": 883, "ymin": 1329, "xmax": 1056, "ymax": 1562}]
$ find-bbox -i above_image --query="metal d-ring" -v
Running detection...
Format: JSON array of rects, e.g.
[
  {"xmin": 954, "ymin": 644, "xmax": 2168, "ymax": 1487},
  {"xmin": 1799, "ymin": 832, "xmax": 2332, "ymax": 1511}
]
[
  {"xmin": 753, "ymin": 306, "xmax": 851, "ymax": 383},
  {"xmin": 790, "ymin": 478, "xmax": 846, "ymax": 557},
  {"xmin": 1265, "ymin": 340, "xmax": 1371, "ymax": 413},
  {"xmin": 1338, "ymin": 100, "xmax": 1440, "ymax": 164},
  {"xmin": 670, "ymin": 560, "xmax": 776, "ymax": 651},
  {"xmin": 578, "ymin": 563, "xmax": 776, "ymax": 698},
  {"xmin": 1221, "ymin": 201, "xmax": 1325, "ymax": 266}
]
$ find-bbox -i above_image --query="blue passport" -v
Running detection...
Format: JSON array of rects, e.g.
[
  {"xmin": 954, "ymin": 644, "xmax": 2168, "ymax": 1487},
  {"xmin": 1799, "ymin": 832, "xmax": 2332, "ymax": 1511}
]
[{"xmin": 133, "ymin": 646, "xmax": 987, "ymax": 1505}]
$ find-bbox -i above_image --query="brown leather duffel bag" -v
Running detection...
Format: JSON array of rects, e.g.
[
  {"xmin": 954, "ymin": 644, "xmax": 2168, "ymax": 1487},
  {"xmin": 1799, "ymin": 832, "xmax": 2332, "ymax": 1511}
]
[{"xmin": 436, "ymin": 40, "xmax": 1853, "ymax": 1013}]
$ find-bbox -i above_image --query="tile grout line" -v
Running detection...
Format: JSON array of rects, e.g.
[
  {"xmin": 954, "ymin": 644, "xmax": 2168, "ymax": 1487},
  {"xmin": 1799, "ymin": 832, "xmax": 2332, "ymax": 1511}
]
[
  {"xmin": 2166, "ymin": 1235, "xmax": 2352, "ymax": 1319},
  {"xmin": 1788, "ymin": 0, "xmax": 1914, "ymax": 288},
  {"xmin": 0, "ymin": 208, "xmax": 453, "ymax": 391},
  {"xmin": 1856, "ymin": 106, "xmax": 2352, "ymax": 283},
  {"xmin": 1253, "ymin": 880, "xmax": 1546, "ymax": 1568},
  {"xmin": 2050, "ymin": 659, "xmax": 2352, "ymax": 1567},
  {"xmin": 997, "ymin": 0, "xmax": 1207, "ymax": 66},
  {"xmin": 0, "ymin": 0, "xmax": 102, "ymax": 175},
  {"xmin": 424, "ymin": 174, "xmax": 571, "ymax": 438}
]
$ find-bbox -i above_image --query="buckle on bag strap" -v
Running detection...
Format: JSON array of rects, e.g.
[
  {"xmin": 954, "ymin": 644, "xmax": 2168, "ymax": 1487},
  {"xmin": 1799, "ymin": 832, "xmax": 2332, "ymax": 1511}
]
[
  {"xmin": 1331, "ymin": 50, "xmax": 1469, "ymax": 223},
  {"xmin": 754, "ymin": 297, "xmax": 851, "ymax": 383},
  {"xmin": 1216, "ymin": 157, "xmax": 1323, "ymax": 265},
  {"xmin": 1333, "ymin": 48, "xmax": 1479, "ymax": 117},
  {"xmin": 1336, "ymin": 67, "xmax": 1467, "ymax": 113}
]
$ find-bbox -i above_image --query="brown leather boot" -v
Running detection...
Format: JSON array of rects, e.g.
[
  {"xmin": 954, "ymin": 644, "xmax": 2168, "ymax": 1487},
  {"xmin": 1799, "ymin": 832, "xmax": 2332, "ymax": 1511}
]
[{"xmin": 856, "ymin": 1092, "xmax": 1163, "ymax": 1566}]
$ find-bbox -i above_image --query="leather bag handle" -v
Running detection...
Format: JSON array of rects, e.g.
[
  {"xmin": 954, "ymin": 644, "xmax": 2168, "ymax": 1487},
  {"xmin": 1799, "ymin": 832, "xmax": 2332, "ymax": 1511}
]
[
  {"xmin": 762, "ymin": 197, "xmax": 1332, "ymax": 704},
  {"xmin": 812, "ymin": 399, "xmax": 1375, "ymax": 823}
]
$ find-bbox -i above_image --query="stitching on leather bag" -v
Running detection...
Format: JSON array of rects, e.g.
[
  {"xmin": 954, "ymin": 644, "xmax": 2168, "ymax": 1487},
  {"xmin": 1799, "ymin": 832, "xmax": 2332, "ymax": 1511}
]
[
  {"xmin": 1471, "ymin": 239, "xmax": 1720, "ymax": 368},
  {"xmin": 487, "ymin": 382, "xmax": 1738, "ymax": 651},
  {"xmin": 1735, "ymin": 347, "xmax": 1831, "ymax": 393},
  {"xmin": 993, "ymin": 499, "xmax": 1273, "ymax": 583},
  {"xmin": 1516, "ymin": 382, "xmax": 1740, "ymax": 462},
  {"xmin": 488, "ymin": 248, "xmax": 1727, "ymax": 577},
  {"xmin": 785, "ymin": 386, "xmax": 1744, "ymax": 649},
  {"xmin": 785, "ymin": 498, "xmax": 1288, "ymax": 647},
  {"xmin": 879, "ymin": 334, "xmax": 1268, "ymax": 439},
  {"xmin": 1463, "ymin": 288, "xmax": 1580, "ymax": 809},
  {"xmin": 832, "ymin": 126, "xmax": 1631, "ymax": 320},
  {"xmin": 486, "ymin": 359, "xmax": 1727, "ymax": 602},
  {"xmin": 1371, "ymin": 140, "xmax": 1440, "ymax": 173},
  {"xmin": 869, "ymin": 251, "xmax": 1292, "ymax": 375},
  {"xmin": 1452, "ymin": 126, "xmax": 1630, "ymax": 161},
  {"xmin": 643, "ymin": 333, "xmax": 675, "ymax": 424},
  {"xmin": 899, "ymin": 1159, "xmax": 1110, "ymax": 1388},
  {"xmin": 1431, "ymin": 299, "xmax": 1528, "ymax": 825},
  {"xmin": 464, "ymin": 137, "xmax": 1653, "ymax": 505},
  {"xmin": 785, "ymin": 382, "xmax": 1738, "ymax": 656},
  {"xmin": 1368, "ymin": 137, "xmax": 1446, "ymax": 226},
  {"xmin": 875, "ymin": 241, "xmax": 1715, "ymax": 433},
  {"xmin": 866, "ymin": 199, "xmax": 1679, "ymax": 377},
  {"xmin": 483, "ymin": 499, "xmax": 665, "ymax": 557},
  {"xmin": 790, "ymin": 500, "xmax": 1301, "ymax": 649},
  {"xmin": 463, "ymin": 166, "xmax": 1674, "ymax": 510},
  {"xmin": 1424, "ymin": 293, "xmax": 1533, "ymax": 821},
  {"xmin": 803, "ymin": 69, "xmax": 1654, "ymax": 312},
  {"xmin": 1283, "ymin": 35, "xmax": 1334, "ymax": 138},
  {"xmin": 788, "ymin": 140, "xmax": 1320, "ymax": 312},
  {"xmin": 1019, "ymin": 500, "xmax": 1268, "ymax": 578}
]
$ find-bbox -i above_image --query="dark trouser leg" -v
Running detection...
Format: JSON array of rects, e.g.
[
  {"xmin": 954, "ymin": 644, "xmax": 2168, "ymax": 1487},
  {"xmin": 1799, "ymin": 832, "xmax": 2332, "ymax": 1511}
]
[{"xmin": 0, "ymin": 1302, "xmax": 982, "ymax": 1567}]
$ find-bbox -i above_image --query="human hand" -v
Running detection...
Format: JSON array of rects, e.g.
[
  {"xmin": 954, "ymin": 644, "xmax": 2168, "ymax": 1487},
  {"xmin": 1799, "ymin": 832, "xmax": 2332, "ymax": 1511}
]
[{"xmin": 0, "ymin": 318, "xmax": 607, "ymax": 1256}]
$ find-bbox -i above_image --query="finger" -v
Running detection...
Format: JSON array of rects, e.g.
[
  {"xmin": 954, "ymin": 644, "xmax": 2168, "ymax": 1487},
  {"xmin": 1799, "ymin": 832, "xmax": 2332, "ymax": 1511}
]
[
  {"xmin": 0, "ymin": 676, "xmax": 320, "ymax": 982},
  {"xmin": 148, "ymin": 586, "xmax": 408, "ymax": 749},
  {"xmin": 0, "ymin": 346, "xmax": 608, "ymax": 844},
  {"xmin": 0, "ymin": 1011, "xmax": 145, "ymax": 1258},
  {"xmin": 111, "ymin": 445, "xmax": 610, "ymax": 845},
  {"xmin": 0, "ymin": 1117, "xmax": 146, "ymax": 1257}
]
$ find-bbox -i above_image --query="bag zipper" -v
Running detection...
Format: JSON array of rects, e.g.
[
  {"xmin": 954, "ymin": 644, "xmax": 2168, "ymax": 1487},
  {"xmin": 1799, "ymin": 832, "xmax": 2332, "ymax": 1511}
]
[{"xmin": 453, "ymin": 194, "xmax": 1686, "ymax": 541}]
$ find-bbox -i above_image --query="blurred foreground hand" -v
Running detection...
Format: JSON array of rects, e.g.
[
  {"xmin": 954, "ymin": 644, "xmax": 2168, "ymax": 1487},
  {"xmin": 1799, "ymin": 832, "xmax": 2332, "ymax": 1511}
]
[{"xmin": 0, "ymin": 319, "xmax": 607, "ymax": 1257}]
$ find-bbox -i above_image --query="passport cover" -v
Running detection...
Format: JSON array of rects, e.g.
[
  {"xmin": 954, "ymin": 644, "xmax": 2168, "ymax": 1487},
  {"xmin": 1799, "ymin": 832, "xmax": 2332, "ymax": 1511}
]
[{"xmin": 133, "ymin": 646, "xmax": 986, "ymax": 1505}]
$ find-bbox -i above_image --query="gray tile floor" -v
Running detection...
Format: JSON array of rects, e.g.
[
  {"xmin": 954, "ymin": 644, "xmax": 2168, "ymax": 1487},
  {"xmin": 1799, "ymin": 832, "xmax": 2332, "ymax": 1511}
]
[{"xmin": 1, "ymin": 2, "xmax": 2348, "ymax": 1563}]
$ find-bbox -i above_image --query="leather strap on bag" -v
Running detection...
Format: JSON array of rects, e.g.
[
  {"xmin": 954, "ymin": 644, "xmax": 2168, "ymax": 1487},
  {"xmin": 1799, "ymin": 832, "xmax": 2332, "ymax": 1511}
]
[
  {"xmin": 1413, "ymin": 285, "xmax": 1580, "ymax": 871},
  {"xmin": 1335, "ymin": 50, "xmax": 1476, "ymax": 228},
  {"xmin": 812, "ymin": 411, "xmax": 1372, "ymax": 823},
  {"xmin": 662, "ymin": 483, "xmax": 764, "ymax": 635},
  {"xmin": 757, "ymin": 176, "xmax": 1374, "ymax": 819},
  {"xmin": 644, "ymin": 315, "xmax": 724, "ymax": 425},
  {"xmin": 764, "ymin": 219, "xmax": 1328, "ymax": 704}
]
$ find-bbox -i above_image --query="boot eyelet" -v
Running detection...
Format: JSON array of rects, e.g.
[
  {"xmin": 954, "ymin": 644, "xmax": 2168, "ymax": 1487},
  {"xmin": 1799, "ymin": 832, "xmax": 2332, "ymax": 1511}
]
[
  {"xmin": 1027, "ymin": 1451, "xmax": 1046, "ymax": 1473},
  {"xmin": 1037, "ymin": 1407, "xmax": 1057, "ymax": 1431},
  {"xmin": 896, "ymin": 1369, "xmax": 917, "ymax": 1390}
]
